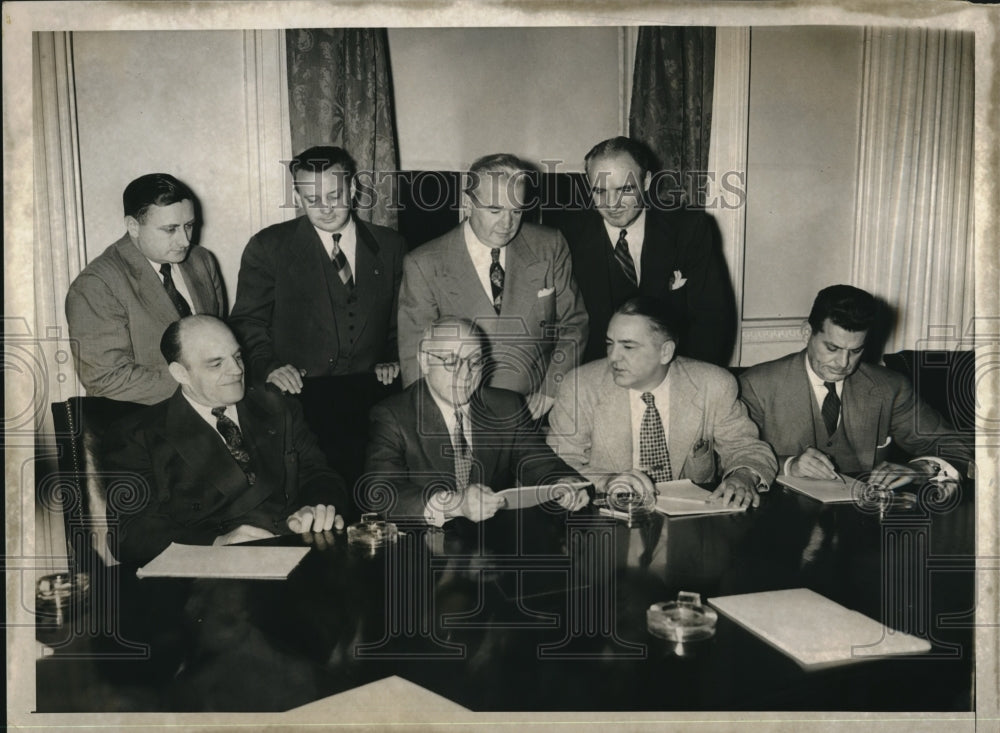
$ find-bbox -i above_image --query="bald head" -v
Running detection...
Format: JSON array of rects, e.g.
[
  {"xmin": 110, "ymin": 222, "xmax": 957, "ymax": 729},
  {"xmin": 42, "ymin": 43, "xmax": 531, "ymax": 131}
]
[{"xmin": 162, "ymin": 315, "xmax": 246, "ymax": 407}]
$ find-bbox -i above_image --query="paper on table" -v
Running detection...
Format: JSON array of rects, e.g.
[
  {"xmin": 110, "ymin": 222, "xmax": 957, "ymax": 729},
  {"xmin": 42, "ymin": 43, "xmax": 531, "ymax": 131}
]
[
  {"xmin": 777, "ymin": 473, "xmax": 865, "ymax": 503},
  {"xmin": 708, "ymin": 588, "xmax": 931, "ymax": 670},
  {"xmin": 494, "ymin": 480, "xmax": 591, "ymax": 510},
  {"xmin": 135, "ymin": 542, "xmax": 310, "ymax": 580},
  {"xmin": 654, "ymin": 479, "xmax": 746, "ymax": 516}
]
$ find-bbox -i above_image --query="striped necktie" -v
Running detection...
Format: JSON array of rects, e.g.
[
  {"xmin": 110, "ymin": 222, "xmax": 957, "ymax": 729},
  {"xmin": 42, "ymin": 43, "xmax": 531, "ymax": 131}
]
[
  {"xmin": 489, "ymin": 248, "xmax": 504, "ymax": 314},
  {"xmin": 330, "ymin": 233, "xmax": 355, "ymax": 289},
  {"xmin": 615, "ymin": 229, "xmax": 638, "ymax": 287}
]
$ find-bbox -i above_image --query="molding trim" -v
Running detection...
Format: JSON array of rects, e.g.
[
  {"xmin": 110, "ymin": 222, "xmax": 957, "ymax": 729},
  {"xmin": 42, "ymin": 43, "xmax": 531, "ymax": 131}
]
[
  {"xmin": 619, "ymin": 26, "xmax": 638, "ymax": 135},
  {"xmin": 243, "ymin": 29, "xmax": 294, "ymax": 234},
  {"xmin": 707, "ymin": 27, "xmax": 751, "ymax": 366},
  {"xmin": 741, "ymin": 319, "xmax": 806, "ymax": 344}
]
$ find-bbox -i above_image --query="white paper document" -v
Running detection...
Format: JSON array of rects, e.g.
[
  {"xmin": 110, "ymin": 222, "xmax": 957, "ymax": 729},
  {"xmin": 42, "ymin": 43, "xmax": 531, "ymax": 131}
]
[
  {"xmin": 654, "ymin": 479, "xmax": 746, "ymax": 516},
  {"xmin": 709, "ymin": 588, "xmax": 932, "ymax": 670},
  {"xmin": 135, "ymin": 542, "xmax": 310, "ymax": 580},
  {"xmin": 776, "ymin": 474, "xmax": 866, "ymax": 503},
  {"xmin": 494, "ymin": 480, "xmax": 591, "ymax": 510}
]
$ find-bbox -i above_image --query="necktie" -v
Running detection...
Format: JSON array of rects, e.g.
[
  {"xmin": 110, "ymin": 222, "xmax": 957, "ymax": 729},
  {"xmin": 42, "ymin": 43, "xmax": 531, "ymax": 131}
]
[
  {"xmin": 489, "ymin": 248, "xmax": 504, "ymax": 314},
  {"xmin": 212, "ymin": 407, "xmax": 256, "ymax": 485},
  {"xmin": 821, "ymin": 381, "xmax": 841, "ymax": 436},
  {"xmin": 615, "ymin": 229, "xmax": 638, "ymax": 287},
  {"xmin": 330, "ymin": 233, "xmax": 355, "ymax": 289},
  {"xmin": 638, "ymin": 392, "xmax": 672, "ymax": 483},
  {"xmin": 453, "ymin": 409, "xmax": 472, "ymax": 491},
  {"xmin": 159, "ymin": 263, "xmax": 192, "ymax": 317}
]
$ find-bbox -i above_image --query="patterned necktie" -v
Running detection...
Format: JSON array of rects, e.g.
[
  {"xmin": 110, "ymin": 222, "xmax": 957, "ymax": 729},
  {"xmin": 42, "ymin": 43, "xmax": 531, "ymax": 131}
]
[
  {"xmin": 453, "ymin": 409, "xmax": 472, "ymax": 491},
  {"xmin": 159, "ymin": 263, "xmax": 192, "ymax": 317},
  {"xmin": 330, "ymin": 233, "xmax": 355, "ymax": 289},
  {"xmin": 489, "ymin": 248, "xmax": 504, "ymax": 314},
  {"xmin": 638, "ymin": 392, "xmax": 672, "ymax": 483},
  {"xmin": 212, "ymin": 407, "xmax": 256, "ymax": 485},
  {"xmin": 821, "ymin": 381, "xmax": 841, "ymax": 436},
  {"xmin": 615, "ymin": 229, "xmax": 638, "ymax": 287}
]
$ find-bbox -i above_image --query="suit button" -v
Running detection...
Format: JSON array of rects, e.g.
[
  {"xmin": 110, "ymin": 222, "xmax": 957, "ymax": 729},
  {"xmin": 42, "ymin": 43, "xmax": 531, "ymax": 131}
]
[
  {"xmin": 329, "ymin": 358, "xmax": 335, "ymax": 364},
  {"xmin": 374, "ymin": 269, "xmax": 380, "ymax": 275},
  {"xmin": 826, "ymin": 441, "xmax": 833, "ymax": 447},
  {"xmin": 348, "ymin": 325, "xmax": 355, "ymax": 330}
]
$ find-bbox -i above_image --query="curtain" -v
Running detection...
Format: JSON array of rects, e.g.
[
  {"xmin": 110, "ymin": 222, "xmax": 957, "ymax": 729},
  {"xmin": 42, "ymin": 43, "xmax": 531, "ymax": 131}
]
[
  {"xmin": 852, "ymin": 28, "xmax": 975, "ymax": 353},
  {"xmin": 629, "ymin": 27, "xmax": 715, "ymax": 208},
  {"xmin": 286, "ymin": 29, "xmax": 399, "ymax": 228}
]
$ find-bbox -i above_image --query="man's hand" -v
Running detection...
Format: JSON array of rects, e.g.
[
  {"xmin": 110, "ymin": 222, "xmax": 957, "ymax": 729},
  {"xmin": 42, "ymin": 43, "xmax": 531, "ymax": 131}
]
[
  {"xmin": 868, "ymin": 461, "xmax": 931, "ymax": 491},
  {"xmin": 788, "ymin": 447, "xmax": 839, "ymax": 479},
  {"xmin": 553, "ymin": 482, "xmax": 590, "ymax": 512},
  {"xmin": 526, "ymin": 392, "xmax": 555, "ymax": 420},
  {"xmin": 266, "ymin": 364, "xmax": 305, "ymax": 394},
  {"xmin": 374, "ymin": 362, "xmax": 400, "ymax": 385},
  {"xmin": 603, "ymin": 469, "xmax": 657, "ymax": 510},
  {"xmin": 286, "ymin": 504, "xmax": 345, "ymax": 534},
  {"xmin": 709, "ymin": 468, "xmax": 760, "ymax": 509},
  {"xmin": 213, "ymin": 524, "xmax": 277, "ymax": 546},
  {"xmin": 456, "ymin": 483, "xmax": 505, "ymax": 522}
]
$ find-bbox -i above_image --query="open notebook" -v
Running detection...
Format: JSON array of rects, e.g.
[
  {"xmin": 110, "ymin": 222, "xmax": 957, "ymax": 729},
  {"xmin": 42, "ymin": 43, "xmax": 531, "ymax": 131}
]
[
  {"xmin": 654, "ymin": 479, "xmax": 747, "ymax": 516},
  {"xmin": 709, "ymin": 588, "xmax": 931, "ymax": 670},
  {"xmin": 776, "ymin": 474, "xmax": 866, "ymax": 503},
  {"xmin": 136, "ymin": 542, "xmax": 310, "ymax": 580}
]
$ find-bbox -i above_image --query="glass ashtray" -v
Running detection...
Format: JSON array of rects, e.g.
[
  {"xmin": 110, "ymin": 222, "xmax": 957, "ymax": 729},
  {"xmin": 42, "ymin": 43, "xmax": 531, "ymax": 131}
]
[
  {"xmin": 36, "ymin": 572, "xmax": 90, "ymax": 627},
  {"xmin": 347, "ymin": 513, "xmax": 399, "ymax": 553},
  {"xmin": 647, "ymin": 591, "xmax": 718, "ymax": 642}
]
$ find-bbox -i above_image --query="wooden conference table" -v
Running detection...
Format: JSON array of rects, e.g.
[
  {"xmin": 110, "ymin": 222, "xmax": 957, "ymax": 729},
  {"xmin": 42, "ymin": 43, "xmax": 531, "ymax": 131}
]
[{"xmin": 36, "ymin": 482, "xmax": 975, "ymax": 713}]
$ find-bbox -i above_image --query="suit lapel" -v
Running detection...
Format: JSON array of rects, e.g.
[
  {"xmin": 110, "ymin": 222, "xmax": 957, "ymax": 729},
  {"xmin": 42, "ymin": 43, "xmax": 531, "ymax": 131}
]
[
  {"xmin": 666, "ymin": 361, "xmax": 702, "ymax": 470},
  {"xmin": 236, "ymin": 391, "xmax": 284, "ymax": 492},
  {"xmin": 441, "ymin": 227, "xmax": 496, "ymax": 315},
  {"xmin": 177, "ymin": 255, "xmax": 211, "ymax": 314},
  {"xmin": 501, "ymin": 231, "xmax": 548, "ymax": 315},
  {"xmin": 468, "ymin": 390, "xmax": 500, "ymax": 486},
  {"xmin": 842, "ymin": 367, "xmax": 883, "ymax": 467},
  {"xmin": 348, "ymin": 220, "xmax": 384, "ymax": 340},
  {"xmin": 115, "ymin": 237, "xmax": 188, "ymax": 324},
  {"xmin": 593, "ymin": 367, "xmax": 634, "ymax": 472},
  {"xmin": 414, "ymin": 380, "xmax": 457, "ymax": 476},
  {"xmin": 287, "ymin": 218, "xmax": 339, "ymax": 341},
  {"xmin": 788, "ymin": 352, "xmax": 821, "ymax": 449},
  {"xmin": 639, "ymin": 210, "xmax": 675, "ymax": 292}
]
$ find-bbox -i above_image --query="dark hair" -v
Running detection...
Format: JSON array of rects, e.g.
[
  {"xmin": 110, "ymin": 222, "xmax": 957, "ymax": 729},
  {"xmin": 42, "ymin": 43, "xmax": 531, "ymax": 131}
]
[
  {"xmin": 614, "ymin": 296, "xmax": 680, "ymax": 342},
  {"xmin": 465, "ymin": 153, "xmax": 531, "ymax": 202},
  {"xmin": 584, "ymin": 137, "xmax": 652, "ymax": 178},
  {"xmin": 808, "ymin": 285, "xmax": 877, "ymax": 334},
  {"xmin": 160, "ymin": 319, "xmax": 184, "ymax": 364},
  {"xmin": 123, "ymin": 173, "xmax": 195, "ymax": 222},
  {"xmin": 289, "ymin": 145, "xmax": 358, "ymax": 184}
]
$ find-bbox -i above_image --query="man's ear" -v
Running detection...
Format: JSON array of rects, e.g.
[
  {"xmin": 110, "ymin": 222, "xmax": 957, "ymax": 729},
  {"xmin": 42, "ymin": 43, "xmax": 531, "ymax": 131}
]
[
  {"xmin": 659, "ymin": 338, "xmax": 676, "ymax": 365},
  {"xmin": 167, "ymin": 361, "xmax": 189, "ymax": 385},
  {"xmin": 125, "ymin": 215, "xmax": 139, "ymax": 240},
  {"xmin": 642, "ymin": 169, "xmax": 652, "ymax": 195},
  {"xmin": 801, "ymin": 322, "xmax": 814, "ymax": 343}
]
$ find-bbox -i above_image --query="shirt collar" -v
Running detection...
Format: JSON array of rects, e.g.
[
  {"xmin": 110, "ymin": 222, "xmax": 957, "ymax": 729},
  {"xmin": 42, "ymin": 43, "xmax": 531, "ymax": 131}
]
[
  {"xmin": 311, "ymin": 215, "xmax": 356, "ymax": 247},
  {"xmin": 602, "ymin": 207, "xmax": 646, "ymax": 245},
  {"xmin": 803, "ymin": 352, "xmax": 843, "ymax": 394},
  {"xmin": 181, "ymin": 391, "xmax": 238, "ymax": 428}
]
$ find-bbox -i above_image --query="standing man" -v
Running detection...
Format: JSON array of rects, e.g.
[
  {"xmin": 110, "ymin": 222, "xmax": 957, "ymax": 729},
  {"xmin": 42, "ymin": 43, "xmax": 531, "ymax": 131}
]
[
  {"xmin": 66, "ymin": 173, "xmax": 225, "ymax": 404},
  {"xmin": 559, "ymin": 136, "xmax": 735, "ymax": 365},
  {"xmin": 366, "ymin": 317, "xmax": 588, "ymax": 525},
  {"xmin": 105, "ymin": 315, "xmax": 349, "ymax": 564},
  {"xmin": 397, "ymin": 154, "xmax": 589, "ymax": 419},
  {"xmin": 739, "ymin": 285, "xmax": 972, "ymax": 487},
  {"xmin": 230, "ymin": 145, "xmax": 406, "ymax": 390},
  {"xmin": 548, "ymin": 297, "xmax": 776, "ymax": 509}
]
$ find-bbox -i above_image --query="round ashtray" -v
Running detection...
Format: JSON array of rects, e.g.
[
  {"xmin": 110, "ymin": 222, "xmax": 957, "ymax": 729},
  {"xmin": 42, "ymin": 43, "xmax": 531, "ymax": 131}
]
[
  {"xmin": 36, "ymin": 572, "xmax": 90, "ymax": 626},
  {"xmin": 647, "ymin": 592, "xmax": 718, "ymax": 643},
  {"xmin": 347, "ymin": 513, "xmax": 399, "ymax": 554}
]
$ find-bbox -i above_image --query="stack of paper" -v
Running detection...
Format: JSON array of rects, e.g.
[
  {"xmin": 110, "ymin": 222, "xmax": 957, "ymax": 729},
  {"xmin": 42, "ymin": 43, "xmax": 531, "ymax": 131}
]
[
  {"xmin": 494, "ymin": 480, "xmax": 591, "ymax": 510},
  {"xmin": 709, "ymin": 588, "xmax": 931, "ymax": 669},
  {"xmin": 654, "ymin": 479, "xmax": 746, "ymax": 516},
  {"xmin": 135, "ymin": 542, "xmax": 310, "ymax": 580},
  {"xmin": 776, "ymin": 474, "xmax": 865, "ymax": 503}
]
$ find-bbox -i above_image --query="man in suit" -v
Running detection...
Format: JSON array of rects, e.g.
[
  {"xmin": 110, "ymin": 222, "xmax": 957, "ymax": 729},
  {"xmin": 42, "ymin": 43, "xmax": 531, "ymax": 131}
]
[
  {"xmin": 105, "ymin": 315, "xmax": 349, "ymax": 564},
  {"xmin": 66, "ymin": 173, "xmax": 225, "ymax": 404},
  {"xmin": 559, "ymin": 136, "xmax": 735, "ymax": 365},
  {"xmin": 739, "ymin": 285, "xmax": 972, "ymax": 488},
  {"xmin": 548, "ymin": 297, "xmax": 776, "ymax": 509},
  {"xmin": 230, "ymin": 145, "xmax": 406, "ymax": 391},
  {"xmin": 365, "ymin": 317, "xmax": 588, "ymax": 525},
  {"xmin": 397, "ymin": 153, "xmax": 589, "ymax": 419}
]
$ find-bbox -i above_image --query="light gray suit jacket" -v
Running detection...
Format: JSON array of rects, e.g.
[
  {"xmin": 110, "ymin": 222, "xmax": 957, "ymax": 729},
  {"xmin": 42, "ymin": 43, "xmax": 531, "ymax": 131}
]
[
  {"xmin": 547, "ymin": 357, "xmax": 777, "ymax": 490},
  {"xmin": 397, "ymin": 222, "xmax": 588, "ymax": 397},
  {"xmin": 65, "ymin": 234, "xmax": 225, "ymax": 404}
]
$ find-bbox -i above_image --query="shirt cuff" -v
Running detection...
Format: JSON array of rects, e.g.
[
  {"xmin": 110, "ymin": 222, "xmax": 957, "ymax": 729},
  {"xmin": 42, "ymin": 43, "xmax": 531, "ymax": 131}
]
[
  {"xmin": 911, "ymin": 456, "xmax": 963, "ymax": 482},
  {"xmin": 423, "ymin": 490, "xmax": 454, "ymax": 528},
  {"xmin": 782, "ymin": 456, "xmax": 795, "ymax": 476},
  {"xmin": 722, "ymin": 466, "xmax": 770, "ymax": 492}
]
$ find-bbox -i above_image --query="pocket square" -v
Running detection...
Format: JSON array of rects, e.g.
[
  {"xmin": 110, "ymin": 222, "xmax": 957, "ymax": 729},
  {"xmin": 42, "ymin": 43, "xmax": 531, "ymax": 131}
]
[
  {"xmin": 876, "ymin": 436, "xmax": 893, "ymax": 449},
  {"xmin": 537, "ymin": 287, "xmax": 555, "ymax": 298},
  {"xmin": 669, "ymin": 270, "xmax": 687, "ymax": 291}
]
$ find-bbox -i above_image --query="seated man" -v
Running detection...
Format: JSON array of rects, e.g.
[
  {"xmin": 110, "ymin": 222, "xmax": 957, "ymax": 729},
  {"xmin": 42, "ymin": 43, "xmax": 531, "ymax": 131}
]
[
  {"xmin": 739, "ymin": 284, "xmax": 972, "ymax": 488},
  {"xmin": 548, "ymin": 297, "xmax": 777, "ymax": 509},
  {"xmin": 105, "ymin": 315, "xmax": 349, "ymax": 563},
  {"xmin": 66, "ymin": 173, "xmax": 225, "ymax": 404},
  {"xmin": 365, "ymin": 316, "xmax": 589, "ymax": 526}
]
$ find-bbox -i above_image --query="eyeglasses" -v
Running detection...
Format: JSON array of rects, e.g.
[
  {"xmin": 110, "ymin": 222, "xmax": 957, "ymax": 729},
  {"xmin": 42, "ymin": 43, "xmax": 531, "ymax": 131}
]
[{"xmin": 424, "ymin": 350, "xmax": 485, "ymax": 372}]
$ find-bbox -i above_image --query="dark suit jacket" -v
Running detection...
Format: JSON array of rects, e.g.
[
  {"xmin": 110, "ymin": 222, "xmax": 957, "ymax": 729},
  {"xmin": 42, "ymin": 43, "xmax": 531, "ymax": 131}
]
[
  {"xmin": 364, "ymin": 380, "xmax": 583, "ymax": 520},
  {"xmin": 559, "ymin": 208, "xmax": 735, "ymax": 365},
  {"xmin": 65, "ymin": 235, "xmax": 226, "ymax": 404},
  {"xmin": 230, "ymin": 215, "xmax": 406, "ymax": 381},
  {"xmin": 397, "ymin": 222, "xmax": 588, "ymax": 397},
  {"xmin": 739, "ymin": 351, "xmax": 973, "ymax": 473},
  {"xmin": 105, "ymin": 385, "xmax": 349, "ymax": 563}
]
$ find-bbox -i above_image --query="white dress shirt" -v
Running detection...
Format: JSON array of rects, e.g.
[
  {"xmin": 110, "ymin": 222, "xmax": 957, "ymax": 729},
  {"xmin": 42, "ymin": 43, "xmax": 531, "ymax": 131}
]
[
  {"xmin": 602, "ymin": 208, "xmax": 646, "ymax": 284},
  {"xmin": 182, "ymin": 393, "xmax": 241, "ymax": 438},
  {"xmin": 313, "ymin": 217, "xmax": 358, "ymax": 275},
  {"xmin": 464, "ymin": 221, "xmax": 507, "ymax": 304},
  {"xmin": 423, "ymin": 388, "xmax": 473, "ymax": 527},
  {"xmin": 148, "ymin": 257, "xmax": 195, "ymax": 312}
]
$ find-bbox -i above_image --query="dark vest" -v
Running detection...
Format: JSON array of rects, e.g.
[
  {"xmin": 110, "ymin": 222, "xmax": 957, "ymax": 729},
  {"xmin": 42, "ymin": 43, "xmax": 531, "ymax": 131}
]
[
  {"xmin": 319, "ymin": 253, "xmax": 364, "ymax": 376},
  {"xmin": 808, "ymin": 387, "xmax": 864, "ymax": 473}
]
